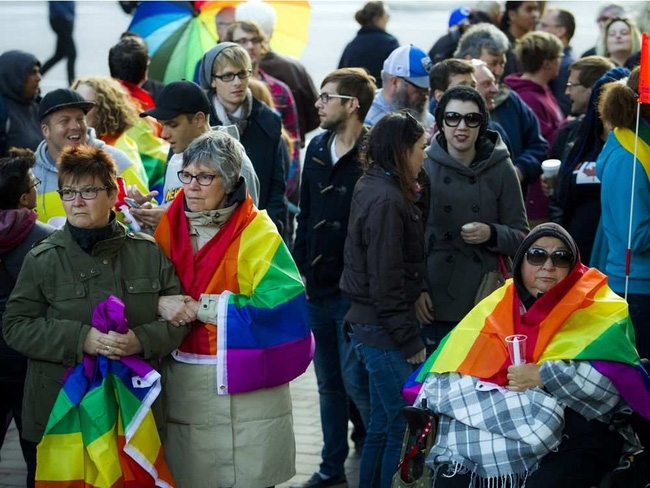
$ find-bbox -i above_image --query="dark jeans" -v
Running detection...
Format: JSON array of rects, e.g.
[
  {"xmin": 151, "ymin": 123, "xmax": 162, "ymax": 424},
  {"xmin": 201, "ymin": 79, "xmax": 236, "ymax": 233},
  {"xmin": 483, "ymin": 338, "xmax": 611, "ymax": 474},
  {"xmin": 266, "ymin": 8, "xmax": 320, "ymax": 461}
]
[
  {"xmin": 624, "ymin": 293, "xmax": 650, "ymax": 359},
  {"xmin": 420, "ymin": 320, "xmax": 456, "ymax": 356},
  {"xmin": 353, "ymin": 338, "xmax": 414, "ymax": 488},
  {"xmin": 41, "ymin": 15, "xmax": 76, "ymax": 85},
  {"xmin": 0, "ymin": 381, "xmax": 36, "ymax": 487},
  {"xmin": 308, "ymin": 294, "xmax": 370, "ymax": 477}
]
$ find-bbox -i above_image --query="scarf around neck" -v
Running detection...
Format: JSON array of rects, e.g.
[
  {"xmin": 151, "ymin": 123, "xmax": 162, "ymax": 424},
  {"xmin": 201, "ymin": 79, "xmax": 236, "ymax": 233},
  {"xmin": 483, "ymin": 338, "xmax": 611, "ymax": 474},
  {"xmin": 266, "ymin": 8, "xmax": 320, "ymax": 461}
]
[{"xmin": 211, "ymin": 89, "xmax": 253, "ymax": 138}]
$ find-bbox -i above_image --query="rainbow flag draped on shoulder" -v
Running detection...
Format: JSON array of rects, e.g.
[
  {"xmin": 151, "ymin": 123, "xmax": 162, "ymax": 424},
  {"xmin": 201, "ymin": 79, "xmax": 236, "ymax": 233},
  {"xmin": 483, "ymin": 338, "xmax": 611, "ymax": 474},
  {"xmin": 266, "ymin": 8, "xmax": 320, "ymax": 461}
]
[
  {"xmin": 404, "ymin": 265, "xmax": 650, "ymax": 418},
  {"xmin": 154, "ymin": 190, "xmax": 313, "ymax": 395},
  {"xmin": 36, "ymin": 296, "xmax": 174, "ymax": 488}
]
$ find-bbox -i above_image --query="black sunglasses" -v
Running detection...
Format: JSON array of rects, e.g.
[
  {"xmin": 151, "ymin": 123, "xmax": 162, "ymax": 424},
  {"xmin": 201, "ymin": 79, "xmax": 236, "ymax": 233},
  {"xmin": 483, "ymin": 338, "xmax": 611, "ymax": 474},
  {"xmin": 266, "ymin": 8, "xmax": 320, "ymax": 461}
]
[
  {"xmin": 525, "ymin": 248, "xmax": 574, "ymax": 268},
  {"xmin": 443, "ymin": 112, "xmax": 483, "ymax": 128}
]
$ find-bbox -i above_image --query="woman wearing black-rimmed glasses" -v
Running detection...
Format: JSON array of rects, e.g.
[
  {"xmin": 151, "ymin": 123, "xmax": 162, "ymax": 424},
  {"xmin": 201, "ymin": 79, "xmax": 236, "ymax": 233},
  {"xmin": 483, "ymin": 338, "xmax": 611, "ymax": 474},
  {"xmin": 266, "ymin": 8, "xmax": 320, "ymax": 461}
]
[
  {"xmin": 418, "ymin": 86, "xmax": 528, "ymax": 353},
  {"xmin": 3, "ymin": 145, "xmax": 188, "ymax": 485}
]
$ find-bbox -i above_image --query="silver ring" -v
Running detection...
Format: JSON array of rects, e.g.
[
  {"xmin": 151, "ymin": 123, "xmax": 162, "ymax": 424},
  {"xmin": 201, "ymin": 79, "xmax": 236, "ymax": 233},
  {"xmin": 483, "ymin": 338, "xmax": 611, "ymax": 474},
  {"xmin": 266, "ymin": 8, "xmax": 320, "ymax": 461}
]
[
  {"xmin": 179, "ymin": 319, "xmax": 185, "ymax": 325},
  {"xmin": 107, "ymin": 346, "xmax": 112, "ymax": 354}
]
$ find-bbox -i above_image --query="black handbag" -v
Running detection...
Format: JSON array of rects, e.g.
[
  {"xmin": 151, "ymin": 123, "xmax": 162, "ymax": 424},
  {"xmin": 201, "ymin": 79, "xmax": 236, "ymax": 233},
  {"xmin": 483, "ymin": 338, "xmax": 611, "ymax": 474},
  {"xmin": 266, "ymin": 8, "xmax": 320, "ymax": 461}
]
[{"xmin": 391, "ymin": 400, "xmax": 436, "ymax": 488}]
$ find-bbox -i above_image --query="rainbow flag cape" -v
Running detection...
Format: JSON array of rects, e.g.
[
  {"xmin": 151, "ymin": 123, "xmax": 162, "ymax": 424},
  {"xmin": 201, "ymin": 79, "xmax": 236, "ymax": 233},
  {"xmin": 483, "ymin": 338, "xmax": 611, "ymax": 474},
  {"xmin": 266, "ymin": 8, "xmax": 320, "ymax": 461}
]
[
  {"xmin": 404, "ymin": 266, "xmax": 650, "ymax": 418},
  {"xmin": 36, "ymin": 296, "xmax": 175, "ymax": 488},
  {"xmin": 155, "ymin": 190, "xmax": 313, "ymax": 394}
]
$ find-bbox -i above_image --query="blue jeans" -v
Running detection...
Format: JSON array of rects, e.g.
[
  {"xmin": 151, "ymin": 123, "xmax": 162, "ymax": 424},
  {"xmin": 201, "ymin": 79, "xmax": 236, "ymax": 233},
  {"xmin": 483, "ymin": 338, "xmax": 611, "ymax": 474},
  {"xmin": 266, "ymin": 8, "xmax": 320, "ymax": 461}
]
[
  {"xmin": 309, "ymin": 294, "xmax": 370, "ymax": 477},
  {"xmin": 353, "ymin": 339, "xmax": 414, "ymax": 488}
]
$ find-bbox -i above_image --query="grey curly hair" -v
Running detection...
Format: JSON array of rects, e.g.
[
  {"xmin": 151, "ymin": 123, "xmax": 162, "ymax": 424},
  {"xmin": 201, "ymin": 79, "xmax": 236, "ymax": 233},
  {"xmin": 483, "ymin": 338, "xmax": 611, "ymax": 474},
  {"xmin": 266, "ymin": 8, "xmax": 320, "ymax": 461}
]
[{"xmin": 182, "ymin": 131, "xmax": 243, "ymax": 194}]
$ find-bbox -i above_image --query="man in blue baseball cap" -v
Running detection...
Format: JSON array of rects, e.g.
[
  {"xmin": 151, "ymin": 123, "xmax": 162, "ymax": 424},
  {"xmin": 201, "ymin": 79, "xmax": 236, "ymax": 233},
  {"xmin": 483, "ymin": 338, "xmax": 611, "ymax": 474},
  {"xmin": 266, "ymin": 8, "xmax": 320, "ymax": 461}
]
[{"xmin": 364, "ymin": 44, "xmax": 434, "ymax": 126}]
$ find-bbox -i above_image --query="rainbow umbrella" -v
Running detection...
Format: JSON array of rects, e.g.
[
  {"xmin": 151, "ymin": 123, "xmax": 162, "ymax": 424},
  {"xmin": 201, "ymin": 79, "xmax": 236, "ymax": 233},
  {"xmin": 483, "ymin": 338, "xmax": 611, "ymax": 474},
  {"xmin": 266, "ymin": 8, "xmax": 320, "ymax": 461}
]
[{"xmin": 128, "ymin": 1, "xmax": 311, "ymax": 84}]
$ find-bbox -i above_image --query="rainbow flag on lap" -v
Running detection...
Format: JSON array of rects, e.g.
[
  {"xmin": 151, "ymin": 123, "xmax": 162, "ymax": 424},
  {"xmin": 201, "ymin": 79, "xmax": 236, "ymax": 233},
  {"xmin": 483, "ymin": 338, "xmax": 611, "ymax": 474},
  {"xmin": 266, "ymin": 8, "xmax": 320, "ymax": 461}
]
[
  {"xmin": 404, "ymin": 266, "xmax": 650, "ymax": 419},
  {"xmin": 36, "ymin": 296, "xmax": 174, "ymax": 488}
]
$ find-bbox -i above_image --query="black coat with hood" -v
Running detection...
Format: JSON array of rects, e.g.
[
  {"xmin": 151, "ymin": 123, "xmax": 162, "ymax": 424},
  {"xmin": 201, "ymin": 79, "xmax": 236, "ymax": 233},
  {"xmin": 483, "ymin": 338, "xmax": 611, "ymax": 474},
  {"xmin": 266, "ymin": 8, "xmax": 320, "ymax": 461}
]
[{"xmin": 0, "ymin": 50, "xmax": 42, "ymax": 156}]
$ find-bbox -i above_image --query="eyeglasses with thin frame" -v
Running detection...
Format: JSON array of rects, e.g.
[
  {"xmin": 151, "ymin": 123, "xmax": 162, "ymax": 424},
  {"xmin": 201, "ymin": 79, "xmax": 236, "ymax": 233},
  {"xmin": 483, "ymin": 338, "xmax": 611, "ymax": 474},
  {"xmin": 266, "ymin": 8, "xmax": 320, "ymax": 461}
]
[
  {"xmin": 177, "ymin": 171, "xmax": 220, "ymax": 186},
  {"xmin": 57, "ymin": 186, "xmax": 109, "ymax": 201},
  {"xmin": 212, "ymin": 70, "xmax": 252, "ymax": 83},
  {"xmin": 525, "ymin": 248, "xmax": 574, "ymax": 268},
  {"xmin": 233, "ymin": 36, "xmax": 263, "ymax": 46},
  {"xmin": 317, "ymin": 92, "xmax": 355, "ymax": 104},
  {"xmin": 30, "ymin": 178, "xmax": 41, "ymax": 189},
  {"xmin": 565, "ymin": 81, "xmax": 583, "ymax": 89},
  {"xmin": 443, "ymin": 112, "xmax": 483, "ymax": 128}
]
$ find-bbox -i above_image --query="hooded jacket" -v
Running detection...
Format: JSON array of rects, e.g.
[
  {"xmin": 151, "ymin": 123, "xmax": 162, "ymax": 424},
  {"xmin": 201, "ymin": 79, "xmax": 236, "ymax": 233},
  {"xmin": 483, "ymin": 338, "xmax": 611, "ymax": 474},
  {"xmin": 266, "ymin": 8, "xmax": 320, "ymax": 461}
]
[
  {"xmin": 33, "ymin": 128, "xmax": 148, "ymax": 225},
  {"xmin": 423, "ymin": 130, "xmax": 528, "ymax": 322},
  {"xmin": 0, "ymin": 50, "xmax": 42, "ymax": 155}
]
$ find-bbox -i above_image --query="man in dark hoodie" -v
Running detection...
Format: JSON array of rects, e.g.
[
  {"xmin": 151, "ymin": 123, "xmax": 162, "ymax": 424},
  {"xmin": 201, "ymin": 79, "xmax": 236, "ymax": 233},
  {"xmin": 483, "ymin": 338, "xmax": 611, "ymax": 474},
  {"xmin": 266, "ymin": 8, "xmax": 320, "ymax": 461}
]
[
  {"xmin": 0, "ymin": 50, "xmax": 43, "ymax": 157},
  {"xmin": 0, "ymin": 148, "xmax": 54, "ymax": 486}
]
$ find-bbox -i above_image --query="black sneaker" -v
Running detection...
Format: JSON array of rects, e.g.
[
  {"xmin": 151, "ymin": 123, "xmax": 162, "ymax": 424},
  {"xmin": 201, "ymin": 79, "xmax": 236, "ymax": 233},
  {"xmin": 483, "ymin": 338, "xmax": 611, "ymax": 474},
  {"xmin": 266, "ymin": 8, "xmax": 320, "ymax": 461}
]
[{"xmin": 290, "ymin": 472, "xmax": 348, "ymax": 488}]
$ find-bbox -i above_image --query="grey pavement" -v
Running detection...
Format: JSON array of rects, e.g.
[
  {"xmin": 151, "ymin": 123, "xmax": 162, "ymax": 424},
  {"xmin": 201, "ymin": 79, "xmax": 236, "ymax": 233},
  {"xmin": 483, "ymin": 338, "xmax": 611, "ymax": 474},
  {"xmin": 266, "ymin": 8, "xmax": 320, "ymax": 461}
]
[{"xmin": 0, "ymin": 363, "xmax": 360, "ymax": 488}]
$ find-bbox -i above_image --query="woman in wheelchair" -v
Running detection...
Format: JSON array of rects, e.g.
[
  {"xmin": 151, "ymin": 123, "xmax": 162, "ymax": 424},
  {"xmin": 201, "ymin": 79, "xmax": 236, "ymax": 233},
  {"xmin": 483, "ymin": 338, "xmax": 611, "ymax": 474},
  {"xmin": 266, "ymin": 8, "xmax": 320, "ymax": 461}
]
[{"xmin": 408, "ymin": 223, "xmax": 650, "ymax": 487}]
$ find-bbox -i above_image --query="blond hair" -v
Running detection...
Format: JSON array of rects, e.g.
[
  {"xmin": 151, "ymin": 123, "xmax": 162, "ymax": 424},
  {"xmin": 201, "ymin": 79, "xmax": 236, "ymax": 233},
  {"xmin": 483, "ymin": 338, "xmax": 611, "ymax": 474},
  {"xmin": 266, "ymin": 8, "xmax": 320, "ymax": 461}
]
[{"xmin": 71, "ymin": 76, "xmax": 139, "ymax": 138}]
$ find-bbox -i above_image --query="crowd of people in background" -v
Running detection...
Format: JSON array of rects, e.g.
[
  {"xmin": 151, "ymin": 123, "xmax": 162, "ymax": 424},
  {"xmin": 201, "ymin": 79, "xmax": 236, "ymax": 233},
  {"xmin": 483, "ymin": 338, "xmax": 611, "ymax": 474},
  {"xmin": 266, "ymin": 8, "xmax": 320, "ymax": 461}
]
[{"xmin": 1, "ymin": 1, "xmax": 650, "ymax": 488}]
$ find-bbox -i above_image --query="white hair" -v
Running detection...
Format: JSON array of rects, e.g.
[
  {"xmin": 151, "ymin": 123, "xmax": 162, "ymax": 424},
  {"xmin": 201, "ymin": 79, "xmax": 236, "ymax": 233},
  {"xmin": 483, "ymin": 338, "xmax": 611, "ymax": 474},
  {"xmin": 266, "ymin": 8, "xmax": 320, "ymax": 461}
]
[{"xmin": 236, "ymin": 1, "xmax": 277, "ymax": 38}]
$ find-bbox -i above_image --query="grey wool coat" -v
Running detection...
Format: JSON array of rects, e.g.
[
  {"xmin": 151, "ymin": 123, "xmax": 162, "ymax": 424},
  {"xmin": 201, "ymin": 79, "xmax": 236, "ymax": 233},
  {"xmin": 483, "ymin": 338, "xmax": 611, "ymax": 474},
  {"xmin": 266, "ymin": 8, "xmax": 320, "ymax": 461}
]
[{"xmin": 423, "ymin": 130, "xmax": 529, "ymax": 322}]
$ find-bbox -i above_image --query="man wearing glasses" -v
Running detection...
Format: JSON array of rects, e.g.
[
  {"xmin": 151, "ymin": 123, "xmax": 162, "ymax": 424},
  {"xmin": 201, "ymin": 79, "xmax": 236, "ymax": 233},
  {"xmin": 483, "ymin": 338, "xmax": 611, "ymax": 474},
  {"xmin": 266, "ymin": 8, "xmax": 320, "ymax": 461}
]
[
  {"xmin": 199, "ymin": 42, "xmax": 287, "ymax": 235},
  {"xmin": 291, "ymin": 68, "xmax": 376, "ymax": 488},
  {"xmin": 364, "ymin": 44, "xmax": 434, "ymax": 127},
  {"xmin": 128, "ymin": 80, "xmax": 259, "ymax": 230},
  {"xmin": 32, "ymin": 88, "xmax": 147, "ymax": 226}
]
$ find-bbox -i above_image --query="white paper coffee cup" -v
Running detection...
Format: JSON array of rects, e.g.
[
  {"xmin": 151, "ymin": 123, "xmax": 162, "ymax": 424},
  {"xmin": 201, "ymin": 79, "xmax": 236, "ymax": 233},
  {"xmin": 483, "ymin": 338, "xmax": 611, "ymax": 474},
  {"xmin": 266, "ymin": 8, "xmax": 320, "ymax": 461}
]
[{"xmin": 541, "ymin": 159, "xmax": 561, "ymax": 179}]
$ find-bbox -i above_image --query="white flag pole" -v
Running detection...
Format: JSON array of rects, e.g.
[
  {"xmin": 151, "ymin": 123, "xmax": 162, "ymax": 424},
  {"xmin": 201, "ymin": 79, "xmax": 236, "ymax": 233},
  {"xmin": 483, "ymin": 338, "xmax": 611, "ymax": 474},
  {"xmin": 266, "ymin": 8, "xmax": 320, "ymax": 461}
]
[{"xmin": 624, "ymin": 100, "xmax": 642, "ymax": 300}]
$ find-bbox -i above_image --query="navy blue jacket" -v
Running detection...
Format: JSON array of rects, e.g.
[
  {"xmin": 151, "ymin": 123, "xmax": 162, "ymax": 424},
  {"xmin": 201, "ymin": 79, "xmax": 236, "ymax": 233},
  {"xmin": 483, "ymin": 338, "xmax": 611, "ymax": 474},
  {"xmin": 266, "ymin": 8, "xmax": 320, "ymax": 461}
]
[
  {"xmin": 293, "ymin": 128, "xmax": 367, "ymax": 299},
  {"xmin": 208, "ymin": 94, "xmax": 287, "ymax": 232},
  {"xmin": 338, "ymin": 27, "xmax": 399, "ymax": 89},
  {"xmin": 491, "ymin": 89, "xmax": 548, "ymax": 186}
]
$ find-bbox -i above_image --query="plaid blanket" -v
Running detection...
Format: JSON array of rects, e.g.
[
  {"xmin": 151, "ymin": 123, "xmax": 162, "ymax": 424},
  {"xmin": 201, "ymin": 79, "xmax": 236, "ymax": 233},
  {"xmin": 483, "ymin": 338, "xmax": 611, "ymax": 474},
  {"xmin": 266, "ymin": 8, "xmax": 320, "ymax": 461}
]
[{"xmin": 419, "ymin": 361, "xmax": 622, "ymax": 485}]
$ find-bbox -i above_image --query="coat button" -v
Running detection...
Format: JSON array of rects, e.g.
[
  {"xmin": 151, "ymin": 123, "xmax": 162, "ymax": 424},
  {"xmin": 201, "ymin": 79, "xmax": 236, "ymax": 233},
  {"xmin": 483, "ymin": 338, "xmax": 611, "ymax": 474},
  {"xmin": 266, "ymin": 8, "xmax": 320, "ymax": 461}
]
[
  {"xmin": 90, "ymin": 268, "xmax": 96, "ymax": 274},
  {"xmin": 152, "ymin": 283, "xmax": 158, "ymax": 289},
  {"xmin": 103, "ymin": 260, "xmax": 109, "ymax": 265},
  {"xmin": 446, "ymin": 255, "xmax": 454, "ymax": 263},
  {"xmin": 443, "ymin": 176, "xmax": 451, "ymax": 184},
  {"xmin": 76, "ymin": 290, "xmax": 83, "ymax": 296},
  {"xmin": 80, "ymin": 272, "xmax": 86, "ymax": 278},
  {"xmin": 469, "ymin": 176, "xmax": 477, "ymax": 184},
  {"xmin": 444, "ymin": 231, "xmax": 452, "ymax": 240},
  {"xmin": 472, "ymin": 205, "xmax": 480, "ymax": 213},
  {"xmin": 129, "ymin": 286, "xmax": 135, "ymax": 291},
  {"xmin": 443, "ymin": 204, "xmax": 452, "ymax": 213},
  {"xmin": 219, "ymin": 385, "xmax": 226, "ymax": 390}
]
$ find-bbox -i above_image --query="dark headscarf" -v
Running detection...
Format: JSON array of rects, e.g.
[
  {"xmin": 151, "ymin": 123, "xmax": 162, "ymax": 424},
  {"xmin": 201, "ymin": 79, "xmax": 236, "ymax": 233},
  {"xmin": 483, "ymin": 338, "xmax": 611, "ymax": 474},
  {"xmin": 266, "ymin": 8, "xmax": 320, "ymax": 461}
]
[{"xmin": 512, "ymin": 223, "xmax": 579, "ymax": 308}]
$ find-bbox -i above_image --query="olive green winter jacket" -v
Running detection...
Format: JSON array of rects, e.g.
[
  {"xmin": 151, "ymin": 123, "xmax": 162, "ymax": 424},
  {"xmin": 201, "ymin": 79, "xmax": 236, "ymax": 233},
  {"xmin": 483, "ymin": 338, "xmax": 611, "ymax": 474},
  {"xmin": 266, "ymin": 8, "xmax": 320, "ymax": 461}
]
[{"xmin": 2, "ymin": 222, "xmax": 188, "ymax": 442}]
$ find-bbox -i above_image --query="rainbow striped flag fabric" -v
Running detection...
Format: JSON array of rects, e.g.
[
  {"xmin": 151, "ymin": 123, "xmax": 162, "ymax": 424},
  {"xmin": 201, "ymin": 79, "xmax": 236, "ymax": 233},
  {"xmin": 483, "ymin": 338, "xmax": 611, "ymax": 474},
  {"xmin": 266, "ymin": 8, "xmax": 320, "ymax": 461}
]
[
  {"xmin": 36, "ymin": 296, "xmax": 175, "ymax": 488},
  {"xmin": 154, "ymin": 189, "xmax": 313, "ymax": 394},
  {"xmin": 404, "ymin": 265, "xmax": 650, "ymax": 418}
]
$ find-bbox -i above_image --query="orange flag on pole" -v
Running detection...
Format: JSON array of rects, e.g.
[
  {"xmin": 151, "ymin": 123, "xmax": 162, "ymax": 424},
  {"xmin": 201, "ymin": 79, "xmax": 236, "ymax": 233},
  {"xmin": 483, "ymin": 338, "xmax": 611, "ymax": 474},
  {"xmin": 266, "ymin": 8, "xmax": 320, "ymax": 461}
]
[{"xmin": 639, "ymin": 33, "xmax": 650, "ymax": 103}]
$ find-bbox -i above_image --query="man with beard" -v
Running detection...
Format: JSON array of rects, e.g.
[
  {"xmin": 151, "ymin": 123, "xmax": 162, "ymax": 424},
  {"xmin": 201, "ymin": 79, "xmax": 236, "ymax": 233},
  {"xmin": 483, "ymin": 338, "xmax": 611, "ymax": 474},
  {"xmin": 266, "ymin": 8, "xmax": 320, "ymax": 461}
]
[
  {"xmin": 291, "ymin": 68, "xmax": 375, "ymax": 488},
  {"xmin": 364, "ymin": 44, "xmax": 433, "ymax": 127}
]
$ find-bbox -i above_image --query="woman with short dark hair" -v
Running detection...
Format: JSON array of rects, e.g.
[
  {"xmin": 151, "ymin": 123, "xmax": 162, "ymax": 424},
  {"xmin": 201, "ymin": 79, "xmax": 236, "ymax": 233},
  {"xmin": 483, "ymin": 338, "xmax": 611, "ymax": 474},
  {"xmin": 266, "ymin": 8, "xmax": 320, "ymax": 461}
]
[
  {"xmin": 3, "ymin": 145, "xmax": 187, "ymax": 486},
  {"xmin": 420, "ymin": 86, "xmax": 528, "ymax": 352}
]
